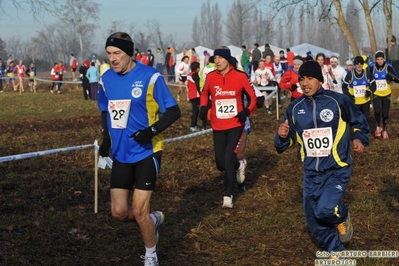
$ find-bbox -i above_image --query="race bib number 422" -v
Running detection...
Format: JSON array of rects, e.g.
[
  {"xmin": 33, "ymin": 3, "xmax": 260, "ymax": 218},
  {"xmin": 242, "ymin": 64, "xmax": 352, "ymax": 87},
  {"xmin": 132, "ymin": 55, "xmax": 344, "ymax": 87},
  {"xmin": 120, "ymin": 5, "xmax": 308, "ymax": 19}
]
[
  {"xmin": 302, "ymin": 127, "xmax": 333, "ymax": 157},
  {"xmin": 215, "ymin": 99, "xmax": 237, "ymax": 119},
  {"xmin": 108, "ymin": 99, "xmax": 131, "ymax": 129}
]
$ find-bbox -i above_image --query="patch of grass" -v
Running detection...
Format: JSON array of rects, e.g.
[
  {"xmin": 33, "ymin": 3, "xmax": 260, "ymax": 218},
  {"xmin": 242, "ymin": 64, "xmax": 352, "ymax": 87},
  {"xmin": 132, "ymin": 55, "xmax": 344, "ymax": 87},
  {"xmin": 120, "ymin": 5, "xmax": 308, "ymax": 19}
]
[{"xmin": 1, "ymin": 85, "xmax": 399, "ymax": 265}]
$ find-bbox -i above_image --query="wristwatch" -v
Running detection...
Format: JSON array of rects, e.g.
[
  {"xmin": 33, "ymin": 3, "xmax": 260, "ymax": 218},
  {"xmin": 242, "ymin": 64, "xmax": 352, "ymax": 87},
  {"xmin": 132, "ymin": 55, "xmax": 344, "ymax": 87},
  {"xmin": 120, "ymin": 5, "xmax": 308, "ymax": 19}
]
[{"xmin": 151, "ymin": 126, "xmax": 158, "ymax": 135}]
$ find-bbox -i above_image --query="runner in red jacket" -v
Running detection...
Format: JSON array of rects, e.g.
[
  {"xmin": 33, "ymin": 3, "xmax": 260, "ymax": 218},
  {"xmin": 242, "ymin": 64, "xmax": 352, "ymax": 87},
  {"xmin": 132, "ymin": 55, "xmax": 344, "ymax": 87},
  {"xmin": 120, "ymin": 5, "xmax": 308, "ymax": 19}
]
[{"xmin": 199, "ymin": 47, "xmax": 256, "ymax": 208}]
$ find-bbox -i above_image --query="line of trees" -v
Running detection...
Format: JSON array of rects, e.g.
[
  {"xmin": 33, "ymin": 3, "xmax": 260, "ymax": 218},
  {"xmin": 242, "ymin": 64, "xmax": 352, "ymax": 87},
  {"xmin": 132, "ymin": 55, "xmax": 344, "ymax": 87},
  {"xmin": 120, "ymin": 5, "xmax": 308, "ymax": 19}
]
[{"xmin": 1, "ymin": 0, "xmax": 397, "ymax": 70}]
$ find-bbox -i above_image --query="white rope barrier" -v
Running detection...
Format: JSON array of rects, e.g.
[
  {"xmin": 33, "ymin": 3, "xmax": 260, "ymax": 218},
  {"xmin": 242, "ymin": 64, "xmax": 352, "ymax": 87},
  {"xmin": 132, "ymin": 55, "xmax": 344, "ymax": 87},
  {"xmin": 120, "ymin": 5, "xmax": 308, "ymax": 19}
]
[{"xmin": 0, "ymin": 143, "xmax": 95, "ymax": 163}]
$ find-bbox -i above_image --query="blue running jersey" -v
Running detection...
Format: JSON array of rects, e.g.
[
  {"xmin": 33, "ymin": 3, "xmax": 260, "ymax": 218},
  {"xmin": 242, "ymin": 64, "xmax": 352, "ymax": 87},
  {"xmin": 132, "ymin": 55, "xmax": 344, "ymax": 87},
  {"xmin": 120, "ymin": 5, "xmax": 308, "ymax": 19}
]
[{"xmin": 98, "ymin": 62, "xmax": 177, "ymax": 163}]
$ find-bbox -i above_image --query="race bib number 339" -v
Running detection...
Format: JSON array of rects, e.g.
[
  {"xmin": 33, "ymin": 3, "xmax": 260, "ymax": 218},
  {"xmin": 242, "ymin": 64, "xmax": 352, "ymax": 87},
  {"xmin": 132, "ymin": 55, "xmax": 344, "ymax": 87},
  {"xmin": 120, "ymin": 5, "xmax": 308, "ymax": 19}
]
[
  {"xmin": 302, "ymin": 127, "xmax": 333, "ymax": 157},
  {"xmin": 108, "ymin": 99, "xmax": 131, "ymax": 129}
]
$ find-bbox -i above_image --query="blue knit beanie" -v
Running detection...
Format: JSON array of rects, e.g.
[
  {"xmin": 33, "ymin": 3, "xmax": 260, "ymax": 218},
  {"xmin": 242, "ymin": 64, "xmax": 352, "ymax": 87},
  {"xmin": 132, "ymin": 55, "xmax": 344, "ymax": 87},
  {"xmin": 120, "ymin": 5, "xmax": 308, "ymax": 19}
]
[{"xmin": 214, "ymin": 49, "xmax": 232, "ymax": 63}]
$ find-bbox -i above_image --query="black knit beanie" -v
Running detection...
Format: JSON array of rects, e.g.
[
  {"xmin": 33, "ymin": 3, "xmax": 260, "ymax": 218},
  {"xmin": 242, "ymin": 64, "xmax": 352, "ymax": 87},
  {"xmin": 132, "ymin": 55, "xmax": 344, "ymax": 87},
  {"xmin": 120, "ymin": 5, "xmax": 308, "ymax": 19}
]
[{"xmin": 298, "ymin": 61, "xmax": 323, "ymax": 83}]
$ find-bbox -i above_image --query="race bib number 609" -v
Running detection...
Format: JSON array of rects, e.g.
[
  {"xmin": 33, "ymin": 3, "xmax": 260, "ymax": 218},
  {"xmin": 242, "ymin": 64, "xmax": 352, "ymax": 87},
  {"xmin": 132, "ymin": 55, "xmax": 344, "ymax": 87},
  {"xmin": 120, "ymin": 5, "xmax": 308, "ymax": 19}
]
[{"xmin": 302, "ymin": 127, "xmax": 333, "ymax": 157}]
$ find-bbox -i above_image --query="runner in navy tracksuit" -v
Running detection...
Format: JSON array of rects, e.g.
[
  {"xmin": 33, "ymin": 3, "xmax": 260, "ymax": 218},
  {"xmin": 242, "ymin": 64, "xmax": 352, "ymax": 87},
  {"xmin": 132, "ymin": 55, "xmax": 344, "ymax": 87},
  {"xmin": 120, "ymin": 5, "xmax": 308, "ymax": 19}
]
[{"xmin": 275, "ymin": 61, "xmax": 369, "ymax": 253}]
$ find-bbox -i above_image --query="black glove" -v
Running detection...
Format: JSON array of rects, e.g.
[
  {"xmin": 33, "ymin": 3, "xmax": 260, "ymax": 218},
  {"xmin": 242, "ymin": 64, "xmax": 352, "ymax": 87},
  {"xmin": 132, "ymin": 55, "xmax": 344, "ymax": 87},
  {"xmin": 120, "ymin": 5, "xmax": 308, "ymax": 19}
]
[
  {"xmin": 332, "ymin": 79, "xmax": 338, "ymax": 84},
  {"xmin": 365, "ymin": 90, "xmax": 371, "ymax": 98},
  {"xmin": 99, "ymin": 138, "xmax": 111, "ymax": 157},
  {"xmin": 236, "ymin": 108, "xmax": 250, "ymax": 123},
  {"xmin": 132, "ymin": 127, "xmax": 155, "ymax": 144},
  {"xmin": 291, "ymin": 84, "xmax": 298, "ymax": 91},
  {"xmin": 199, "ymin": 106, "xmax": 208, "ymax": 120},
  {"xmin": 272, "ymin": 81, "xmax": 278, "ymax": 87}
]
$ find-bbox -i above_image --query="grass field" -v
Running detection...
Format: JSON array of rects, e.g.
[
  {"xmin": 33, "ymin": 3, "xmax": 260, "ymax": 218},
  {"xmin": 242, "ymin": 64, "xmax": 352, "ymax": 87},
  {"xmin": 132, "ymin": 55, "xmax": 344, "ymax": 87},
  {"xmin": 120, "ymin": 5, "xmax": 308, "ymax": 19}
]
[{"xmin": 1, "ymin": 83, "xmax": 399, "ymax": 265}]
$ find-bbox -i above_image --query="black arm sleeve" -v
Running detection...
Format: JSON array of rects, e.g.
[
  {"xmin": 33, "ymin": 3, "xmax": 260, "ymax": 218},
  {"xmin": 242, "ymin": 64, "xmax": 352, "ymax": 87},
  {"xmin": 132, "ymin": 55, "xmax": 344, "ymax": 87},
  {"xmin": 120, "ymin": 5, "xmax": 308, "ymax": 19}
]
[
  {"xmin": 152, "ymin": 105, "xmax": 181, "ymax": 133},
  {"xmin": 101, "ymin": 111, "xmax": 110, "ymax": 139},
  {"xmin": 193, "ymin": 74, "xmax": 201, "ymax": 94}
]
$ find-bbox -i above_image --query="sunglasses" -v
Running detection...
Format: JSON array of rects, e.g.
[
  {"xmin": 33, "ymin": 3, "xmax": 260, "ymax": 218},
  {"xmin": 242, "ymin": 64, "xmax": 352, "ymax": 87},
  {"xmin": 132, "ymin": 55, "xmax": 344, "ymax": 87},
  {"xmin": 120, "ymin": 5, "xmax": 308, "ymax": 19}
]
[{"xmin": 355, "ymin": 62, "xmax": 363, "ymax": 65}]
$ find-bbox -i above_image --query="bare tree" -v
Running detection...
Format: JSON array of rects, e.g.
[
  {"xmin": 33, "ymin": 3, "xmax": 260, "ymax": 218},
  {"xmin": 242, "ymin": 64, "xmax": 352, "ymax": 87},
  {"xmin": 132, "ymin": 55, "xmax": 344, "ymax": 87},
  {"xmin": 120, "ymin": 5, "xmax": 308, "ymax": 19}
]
[
  {"xmin": 147, "ymin": 19, "xmax": 166, "ymax": 50},
  {"xmin": 57, "ymin": 0, "xmax": 100, "ymax": 61},
  {"xmin": 6, "ymin": 36, "xmax": 29, "ymax": 61},
  {"xmin": 260, "ymin": 0, "xmax": 395, "ymax": 60},
  {"xmin": 225, "ymin": 0, "xmax": 254, "ymax": 46},
  {"xmin": 191, "ymin": 0, "xmax": 222, "ymax": 49},
  {"xmin": 134, "ymin": 32, "xmax": 151, "ymax": 52},
  {"xmin": 192, "ymin": 17, "xmax": 201, "ymax": 46}
]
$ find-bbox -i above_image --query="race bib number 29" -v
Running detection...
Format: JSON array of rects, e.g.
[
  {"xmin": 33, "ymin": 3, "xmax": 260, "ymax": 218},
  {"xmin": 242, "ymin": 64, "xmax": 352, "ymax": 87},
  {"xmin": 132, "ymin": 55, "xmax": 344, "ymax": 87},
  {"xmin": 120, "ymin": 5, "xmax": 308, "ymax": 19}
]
[
  {"xmin": 302, "ymin": 127, "xmax": 333, "ymax": 157},
  {"xmin": 108, "ymin": 99, "xmax": 131, "ymax": 129}
]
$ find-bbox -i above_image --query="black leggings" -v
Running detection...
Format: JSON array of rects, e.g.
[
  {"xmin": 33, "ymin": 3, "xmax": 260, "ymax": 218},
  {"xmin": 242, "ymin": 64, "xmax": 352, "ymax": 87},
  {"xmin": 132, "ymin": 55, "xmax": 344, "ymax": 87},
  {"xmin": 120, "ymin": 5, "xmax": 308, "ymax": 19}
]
[
  {"xmin": 190, "ymin": 97, "xmax": 200, "ymax": 127},
  {"xmin": 356, "ymin": 102, "xmax": 370, "ymax": 124},
  {"xmin": 373, "ymin": 95, "xmax": 391, "ymax": 130},
  {"xmin": 213, "ymin": 126, "xmax": 243, "ymax": 196}
]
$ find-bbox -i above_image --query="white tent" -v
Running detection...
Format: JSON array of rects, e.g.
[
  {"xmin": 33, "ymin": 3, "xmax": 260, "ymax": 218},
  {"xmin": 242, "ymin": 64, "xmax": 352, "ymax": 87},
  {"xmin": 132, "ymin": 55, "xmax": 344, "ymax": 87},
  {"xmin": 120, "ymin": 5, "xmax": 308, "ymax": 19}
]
[{"xmin": 290, "ymin": 43, "xmax": 340, "ymax": 58}]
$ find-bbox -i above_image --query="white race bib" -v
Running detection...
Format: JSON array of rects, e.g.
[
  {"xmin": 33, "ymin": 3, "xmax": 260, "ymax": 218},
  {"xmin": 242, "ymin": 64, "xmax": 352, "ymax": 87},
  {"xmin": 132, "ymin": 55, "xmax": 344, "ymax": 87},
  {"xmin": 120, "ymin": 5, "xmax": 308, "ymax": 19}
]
[
  {"xmin": 215, "ymin": 99, "xmax": 237, "ymax": 119},
  {"xmin": 108, "ymin": 99, "xmax": 131, "ymax": 129},
  {"xmin": 18, "ymin": 69, "xmax": 23, "ymax": 74},
  {"xmin": 302, "ymin": 127, "xmax": 333, "ymax": 157},
  {"xmin": 353, "ymin": 85, "xmax": 366, "ymax": 97},
  {"xmin": 375, "ymin": 80, "xmax": 387, "ymax": 91}
]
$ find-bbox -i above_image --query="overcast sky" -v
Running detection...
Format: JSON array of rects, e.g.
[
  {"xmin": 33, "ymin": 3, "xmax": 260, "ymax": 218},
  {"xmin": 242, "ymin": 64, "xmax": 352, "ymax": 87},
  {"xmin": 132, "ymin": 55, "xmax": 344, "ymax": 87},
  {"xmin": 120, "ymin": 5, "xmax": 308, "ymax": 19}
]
[{"xmin": 1, "ymin": 0, "xmax": 234, "ymax": 44}]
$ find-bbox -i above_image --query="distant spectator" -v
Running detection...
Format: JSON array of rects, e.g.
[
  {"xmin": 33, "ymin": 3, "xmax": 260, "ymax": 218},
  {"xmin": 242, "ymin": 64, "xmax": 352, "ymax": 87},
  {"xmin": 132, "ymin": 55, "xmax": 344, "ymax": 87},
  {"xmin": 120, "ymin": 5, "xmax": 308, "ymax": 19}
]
[
  {"xmin": 176, "ymin": 55, "xmax": 190, "ymax": 102},
  {"xmin": 79, "ymin": 60, "xmax": 91, "ymax": 100},
  {"xmin": 0, "ymin": 61, "xmax": 5, "ymax": 92},
  {"xmin": 50, "ymin": 62, "xmax": 59, "ymax": 94},
  {"xmin": 241, "ymin": 45, "xmax": 250, "ymax": 77},
  {"xmin": 345, "ymin": 60, "xmax": 353, "ymax": 74},
  {"xmin": 70, "ymin": 53, "xmax": 78, "ymax": 81},
  {"xmin": 165, "ymin": 47, "xmax": 171, "ymax": 76},
  {"xmin": 306, "ymin": 51, "xmax": 314, "ymax": 61},
  {"xmin": 147, "ymin": 49, "xmax": 154, "ymax": 67},
  {"xmin": 190, "ymin": 48, "xmax": 198, "ymax": 63},
  {"xmin": 187, "ymin": 61, "xmax": 202, "ymax": 131},
  {"xmin": 286, "ymin": 48, "xmax": 295, "ymax": 70},
  {"xmin": 167, "ymin": 47, "xmax": 176, "ymax": 82},
  {"xmin": 13, "ymin": 59, "xmax": 27, "ymax": 93},
  {"xmin": 100, "ymin": 59, "xmax": 110, "ymax": 78},
  {"xmin": 251, "ymin": 43, "xmax": 261, "ymax": 72},
  {"xmin": 140, "ymin": 52, "xmax": 149, "ymax": 65},
  {"xmin": 154, "ymin": 47, "xmax": 165, "ymax": 74},
  {"xmin": 92, "ymin": 55, "xmax": 101, "ymax": 69},
  {"xmin": 6, "ymin": 55, "xmax": 12, "ymax": 66},
  {"xmin": 389, "ymin": 36, "xmax": 399, "ymax": 74},
  {"xmin": 279, "ymin": 50, "xmax": 288, "ymax": 71},
  {"xmin": 262, "ymin": 43, "xmax": 274, "ymax": 61},
  {"xmin": 134, "ymin": 49, "xmax": 141, "ymax": 61},
  {"xmin": 86, "ymin": 61, "xmax": 100, "ymax": 100},
  {"xmin": 203, "ymin": 50, "xmax": 210, "ymax": 67},
  {"xmin": 56, "ymin": 61, "xmax": 67, "ymax": 93},
  {"xmin": 27, "ymin": 62, "xmax": 36, "ymax": 92}
]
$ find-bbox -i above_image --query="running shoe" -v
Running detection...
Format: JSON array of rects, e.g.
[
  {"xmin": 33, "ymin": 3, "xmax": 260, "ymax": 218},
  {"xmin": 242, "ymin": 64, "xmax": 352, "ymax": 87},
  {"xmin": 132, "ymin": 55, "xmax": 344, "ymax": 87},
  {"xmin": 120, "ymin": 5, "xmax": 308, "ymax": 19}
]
[
  {"xmin": 236, "ymin": 159, "xmax": 247, "ymax": 184},
  {"xmin": 222, "ymin": 196, "xmax": 233, "ymax": 208},
  {"xmin": 150, "ymin": 211, "xmax": 164, "ymax": 245},
  {"xmin": 382, "ymin": 131, "xmax": 389, "ymax": 140},
  {"xmin": 336, "ymin": 211, "xmax": 353, "ymax": 243},
  {"xmin": 374, "ymin": 127, "xmax": 382, "ymax": 137},
  {"xmin": 176, "ymin": 94, "xmax": 180, "ymax": 102},
  {"xmin": 189, "ymin": 126, "xmax": 200, "ymax": 132},
  {"xmin": 140, "ymin": 255, "xmax": 159, "ymax": 266}
]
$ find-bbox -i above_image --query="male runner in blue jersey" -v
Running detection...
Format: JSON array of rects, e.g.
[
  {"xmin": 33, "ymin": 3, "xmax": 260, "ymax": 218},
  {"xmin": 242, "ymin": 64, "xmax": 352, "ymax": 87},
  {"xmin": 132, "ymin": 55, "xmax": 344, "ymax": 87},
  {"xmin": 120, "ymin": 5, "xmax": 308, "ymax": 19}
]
[
  {"xmin": 98, "ymin": 32, "xmax": 180, "ymax": 266},
  {"xmin": 275, "ymin": 61, "xmax": 369, "ymax": 254}
]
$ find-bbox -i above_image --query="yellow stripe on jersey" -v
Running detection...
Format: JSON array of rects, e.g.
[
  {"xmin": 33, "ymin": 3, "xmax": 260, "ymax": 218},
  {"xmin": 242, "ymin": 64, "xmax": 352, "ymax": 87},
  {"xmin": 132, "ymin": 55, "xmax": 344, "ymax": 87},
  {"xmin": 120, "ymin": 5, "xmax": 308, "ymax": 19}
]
[
  {"xmin": 332, "ymin": 109, "xmax": 349, "ymax": 167},
  {"xmin": 147, "ymin": 73, "xmax": 163, "ymax": 153}
]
